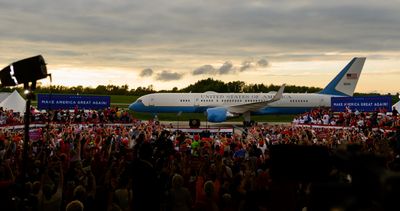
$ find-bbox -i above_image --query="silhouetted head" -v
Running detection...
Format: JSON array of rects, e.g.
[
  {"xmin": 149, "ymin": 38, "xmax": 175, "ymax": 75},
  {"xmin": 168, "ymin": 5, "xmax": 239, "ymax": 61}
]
[
  {"xmin": 73, "ymin": 185, "xmax": 86, "ymax": 202},
  {"xmin": 66, "ymin": 200, "xmax": 84, "ymax": 211},
  {"xmin": 172, "ymin": 174, "xmax": 184, "ymax": 189},
  {"xmin": 43, "ymin": 183, "xmax": 55, "ymax": 199},
  {"xmin": 139, "ymin": 142, "xmax": 153, "ymax": 161},
  {"xmin": 204, "ymin": 180, "xmax": 214, "ymax": 197}
]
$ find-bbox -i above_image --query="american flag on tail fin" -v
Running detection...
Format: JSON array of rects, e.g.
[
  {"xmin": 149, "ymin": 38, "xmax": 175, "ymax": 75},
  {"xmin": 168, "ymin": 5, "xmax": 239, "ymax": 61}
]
[{"xmin": 346, "ymin": 73, "xmax": 358, "ymax": 79}]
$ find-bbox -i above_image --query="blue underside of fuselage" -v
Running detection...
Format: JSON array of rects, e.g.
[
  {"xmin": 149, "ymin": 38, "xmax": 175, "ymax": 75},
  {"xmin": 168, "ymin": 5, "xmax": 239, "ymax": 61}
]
[
  {"xmin": 129, "ymin": 102, "xmax": 312, "ymax": 115},
  {"xmin": 253, "ymin": 107, "xmax": 312, "ymax": 115}
]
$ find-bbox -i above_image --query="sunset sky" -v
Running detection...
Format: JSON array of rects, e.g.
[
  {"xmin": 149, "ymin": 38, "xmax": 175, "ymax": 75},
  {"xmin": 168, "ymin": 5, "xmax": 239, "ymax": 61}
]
[{"xmin": 1, "ymin": 0, "xmax": 399, "ymax": 94}]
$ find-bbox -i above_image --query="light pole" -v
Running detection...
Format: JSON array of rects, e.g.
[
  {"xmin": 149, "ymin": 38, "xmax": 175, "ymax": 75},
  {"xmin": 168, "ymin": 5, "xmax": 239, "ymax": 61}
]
[
  {"xmin": 22, "ymin": 87, "xmax": 35, "ymax": 182},
  {"xmin": 177, "ymin": 111, "xmax": 182, "ymax": 132},
  {"xmin": 0, "ymin": 55, "xmax": 49, "ymax": 183},
  {"xmin": 204, "ymin": 111, "xmax": 208, "ymax": 129}
]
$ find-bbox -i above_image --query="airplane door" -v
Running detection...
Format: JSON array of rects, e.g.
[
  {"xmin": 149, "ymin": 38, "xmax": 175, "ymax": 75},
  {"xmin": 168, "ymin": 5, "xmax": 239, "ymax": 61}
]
[
  {"xmin": 319, "ymin": 98, "xmax": 324, "ymax": 106},
  {"xmin": 194, "ymin": 98, "xmax": 200, "ymax": 106},
  {"xmin": 149, "ymin": 97, "xmax": 155, "ymax": 106}
]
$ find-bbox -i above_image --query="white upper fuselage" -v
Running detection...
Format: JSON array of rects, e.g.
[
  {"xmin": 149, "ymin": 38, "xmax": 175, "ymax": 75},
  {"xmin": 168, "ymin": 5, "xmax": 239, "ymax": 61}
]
[{"xmin": 130, "ymin": 92, "xmax": 336, "ymax": 114}]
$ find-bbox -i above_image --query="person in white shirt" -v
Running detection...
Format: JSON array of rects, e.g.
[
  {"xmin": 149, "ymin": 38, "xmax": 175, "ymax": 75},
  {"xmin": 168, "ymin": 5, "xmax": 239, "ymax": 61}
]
[{"xmin": 322, "ymin": 113, "xmax": 330, "ymax": 125}]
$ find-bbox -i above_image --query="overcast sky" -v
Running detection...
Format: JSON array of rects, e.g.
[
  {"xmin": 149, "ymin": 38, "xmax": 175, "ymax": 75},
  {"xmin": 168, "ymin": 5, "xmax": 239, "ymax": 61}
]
[{"xmin": 1, "ymin": 0, "xmax": 400, "ymax": 93}]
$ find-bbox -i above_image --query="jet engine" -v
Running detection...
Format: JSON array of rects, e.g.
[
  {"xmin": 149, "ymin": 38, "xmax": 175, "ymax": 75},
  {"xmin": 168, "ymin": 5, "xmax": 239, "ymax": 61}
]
[{"xmin": 206, "ymin": 107, "xmax": 235, "ymax": 122}]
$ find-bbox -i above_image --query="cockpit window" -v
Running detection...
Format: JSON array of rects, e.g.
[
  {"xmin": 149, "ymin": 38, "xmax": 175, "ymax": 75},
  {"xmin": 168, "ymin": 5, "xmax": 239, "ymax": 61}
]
[{"xmin": 136, "ymin": 99, "xmax": 142, "ymax": 103}]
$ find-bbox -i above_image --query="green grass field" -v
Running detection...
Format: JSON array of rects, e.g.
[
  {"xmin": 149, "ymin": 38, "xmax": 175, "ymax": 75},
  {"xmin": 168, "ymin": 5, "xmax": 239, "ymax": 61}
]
[
  {"xmin": 32, "ymin": 94, "xmax": 294, "ymax": 122},
  {"xmin": 110, "ymin": 95, "xmax": 138, "ymax": 105}
]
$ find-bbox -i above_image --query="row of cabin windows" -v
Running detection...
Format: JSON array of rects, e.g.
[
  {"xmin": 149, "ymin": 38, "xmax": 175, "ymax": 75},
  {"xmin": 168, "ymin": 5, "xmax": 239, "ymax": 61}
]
[
  {"xmin": 221, "ymin": 99, "xmax": 263, "ymax": 103},
  {"xmin": 182, "ymin": 99, "xmax": 308, "ymax": 103},
  {"xmin": 290, "ymin": 99, "xmax": 309, "ymax": 103},
  {"xmin": 198, "ymin": 99, "xmax": 264, "ymax": 103},
  {"xmin": 244, "ymin": 99, "xmax": 262, "ymax": 103}
]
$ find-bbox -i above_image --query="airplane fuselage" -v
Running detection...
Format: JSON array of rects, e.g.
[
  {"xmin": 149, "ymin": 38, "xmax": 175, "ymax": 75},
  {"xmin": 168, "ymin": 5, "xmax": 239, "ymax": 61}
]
[{"xmin": 130, "ymin": 92, "xmax": 335, "ymax": 115}]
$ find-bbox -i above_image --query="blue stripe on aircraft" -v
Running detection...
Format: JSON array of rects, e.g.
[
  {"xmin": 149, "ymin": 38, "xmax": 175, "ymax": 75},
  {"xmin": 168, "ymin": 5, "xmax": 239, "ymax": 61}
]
[
  {"xmin": 253, "ymin": 107, "xmax": 313, "ymax": 115},
  {"xmin": 319, "ymin": 58, "xmax": 355, "ymax": 96}
]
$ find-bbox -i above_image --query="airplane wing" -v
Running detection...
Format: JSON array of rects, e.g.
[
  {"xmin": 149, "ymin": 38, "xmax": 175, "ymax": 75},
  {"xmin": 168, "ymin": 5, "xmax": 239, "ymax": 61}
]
[{"xmin": 226, "ymin": 84, "xmax": 285, "ymax": 113}]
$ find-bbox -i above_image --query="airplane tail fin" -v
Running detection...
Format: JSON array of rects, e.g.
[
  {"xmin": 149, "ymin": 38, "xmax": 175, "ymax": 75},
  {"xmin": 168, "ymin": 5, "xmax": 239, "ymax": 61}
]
[
  {"xmin": 272, "ymin": 83, "xmax": 285, "ymax": 101},
  {"xmin": 319, "ymin": 57, "xmax": 366, "ymax": 96}
]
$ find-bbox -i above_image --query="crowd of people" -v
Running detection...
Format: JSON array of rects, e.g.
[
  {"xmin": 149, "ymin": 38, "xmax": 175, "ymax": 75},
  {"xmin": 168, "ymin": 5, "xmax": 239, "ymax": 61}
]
[
  {"xmin": 292, "ymin": 106, "xmax": 399, "ymax": 129},
  {"xmin": 0, "ymin": 107, "xmax": 133, "ymax": 126},
  {"xmin": 0, "ymin": 106, "xmax": 399, "ymax": 211}
]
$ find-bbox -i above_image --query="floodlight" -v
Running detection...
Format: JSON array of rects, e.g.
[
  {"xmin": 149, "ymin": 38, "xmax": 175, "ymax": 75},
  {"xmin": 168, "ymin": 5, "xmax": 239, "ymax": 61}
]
[{"xmin": 0, "ymin": 55, "xmax": 47, "ymax": 87}]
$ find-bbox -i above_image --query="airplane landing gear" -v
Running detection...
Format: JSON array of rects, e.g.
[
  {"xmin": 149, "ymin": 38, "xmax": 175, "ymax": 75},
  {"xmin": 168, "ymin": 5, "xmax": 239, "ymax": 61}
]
[{"xmin": 243, "ymin": 120, "xmax": 256, "ymax": 127}]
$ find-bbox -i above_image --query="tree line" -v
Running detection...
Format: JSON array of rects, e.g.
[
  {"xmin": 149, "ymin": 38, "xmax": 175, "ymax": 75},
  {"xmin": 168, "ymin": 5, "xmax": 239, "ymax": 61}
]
[{"xmin": 0, "ymin": 78, "xmax": 325, "ymax": 95}]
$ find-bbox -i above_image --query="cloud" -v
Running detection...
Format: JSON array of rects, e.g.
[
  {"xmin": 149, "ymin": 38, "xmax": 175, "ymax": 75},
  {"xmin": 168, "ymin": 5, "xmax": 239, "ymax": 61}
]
[
  {"xmin": 193, "ymin": 59, "xmax": 265, "ymax": 76},
  {"xmin": 257, "ymin": 59, "xmax": 269, "ymax": 67},
  {"xmin": 1, "ymin": 0, "xmax": 400, "ymax": 55},
  {"xmin": 155, "ymin": 70, "xmax": 184, "ymax": 81},
  {"xmin": 239, "ymin": 61, "xmax": 252, "ymax": 72},
  {"xmin": 193, "ymin": 62, "xmax": 234, "ymax": 75},
  {"xmin": 193, "ymin": 65, "xmax": 216, "ymax": 75},
  {"xmin": 139, "ymin": 68, "xmax": 153, "ymax": 77},
  {"xmin": 218, "ymin": 61, "xmax": 234, "ymax": 74}
]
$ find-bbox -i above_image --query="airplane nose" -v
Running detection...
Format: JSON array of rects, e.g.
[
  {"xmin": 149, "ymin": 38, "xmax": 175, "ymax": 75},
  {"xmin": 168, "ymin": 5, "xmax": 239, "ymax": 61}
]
[
  {"xmin": 128, "ymin": 100, "xmax": 144, "ymax": 111},
  {"xmin": 128, "ymin": 102, "xmax": 137, "ymax": 111}
]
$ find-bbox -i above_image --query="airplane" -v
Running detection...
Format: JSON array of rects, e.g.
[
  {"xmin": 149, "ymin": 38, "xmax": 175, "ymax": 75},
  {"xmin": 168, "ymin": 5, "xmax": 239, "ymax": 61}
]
[{"xmin": 129, "ymin": 57, "xmax": 366, "ymax": 123}]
